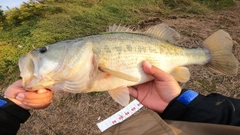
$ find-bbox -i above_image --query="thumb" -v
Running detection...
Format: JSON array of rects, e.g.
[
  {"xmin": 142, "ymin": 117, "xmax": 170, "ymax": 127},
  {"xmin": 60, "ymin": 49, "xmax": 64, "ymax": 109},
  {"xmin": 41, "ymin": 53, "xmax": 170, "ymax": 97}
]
[{"xmin": 142, "ymin": 61, "xmax": 174, "ymax": 81}]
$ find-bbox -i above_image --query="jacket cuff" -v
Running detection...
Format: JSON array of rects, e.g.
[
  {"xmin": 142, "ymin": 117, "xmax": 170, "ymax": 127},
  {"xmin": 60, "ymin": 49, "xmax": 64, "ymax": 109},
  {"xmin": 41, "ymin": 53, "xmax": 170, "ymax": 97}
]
[{"xmin": 160, "ymin": 89, "xmax": 205, "ymax": 120}]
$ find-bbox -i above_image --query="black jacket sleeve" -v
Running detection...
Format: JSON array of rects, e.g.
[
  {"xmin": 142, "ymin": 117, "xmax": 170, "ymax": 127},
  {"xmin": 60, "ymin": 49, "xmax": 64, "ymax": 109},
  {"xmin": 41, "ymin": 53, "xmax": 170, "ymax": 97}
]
[
  {"xmin": 0, "ymin": 97, "xmax": 30, "ymax": 135},
  {"xmin": 161, "ymin": 90, "xmax": 240, "ymax": 126}
]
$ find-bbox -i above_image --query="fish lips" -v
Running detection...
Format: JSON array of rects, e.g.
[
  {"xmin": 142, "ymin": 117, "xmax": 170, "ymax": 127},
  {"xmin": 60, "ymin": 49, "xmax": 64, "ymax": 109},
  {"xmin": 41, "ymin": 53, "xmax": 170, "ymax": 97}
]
[{"xmin": 18, "ymin": 54, "xmax": 39, "ymax": 89}]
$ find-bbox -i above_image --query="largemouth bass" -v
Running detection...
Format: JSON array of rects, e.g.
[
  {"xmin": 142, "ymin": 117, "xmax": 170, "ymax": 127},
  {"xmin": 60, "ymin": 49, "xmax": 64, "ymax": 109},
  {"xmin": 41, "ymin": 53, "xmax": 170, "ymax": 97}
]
[{"xmin": 18, "ymin": 24, "xmax": 239, "ymax": 106}]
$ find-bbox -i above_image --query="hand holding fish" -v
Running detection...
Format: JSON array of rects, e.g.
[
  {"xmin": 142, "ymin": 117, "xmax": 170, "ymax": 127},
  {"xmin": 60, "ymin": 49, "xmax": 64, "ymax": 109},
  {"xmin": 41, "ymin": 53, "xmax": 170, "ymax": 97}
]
[
  {"xmin": 4, "ymin": 80, "xmax": 53, "ymax": 110},
  {"xmin": 129, "ymin": 61, "xmax": 181, "ymax": 113}
]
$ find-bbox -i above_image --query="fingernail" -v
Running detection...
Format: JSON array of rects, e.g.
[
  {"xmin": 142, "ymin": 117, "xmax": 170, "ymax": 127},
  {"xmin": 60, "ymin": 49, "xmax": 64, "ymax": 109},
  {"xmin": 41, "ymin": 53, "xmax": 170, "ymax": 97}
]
[
  {"xmin": 37, "ymin": 89, "xmax": 47, "ymax": 94},
  {"xmin": 16, "ymin": 93, "xmax": 24, "ymax": 101},
  {"xmin": 23, "ymin": 102, "xmax": 28, "ymax": 105}
]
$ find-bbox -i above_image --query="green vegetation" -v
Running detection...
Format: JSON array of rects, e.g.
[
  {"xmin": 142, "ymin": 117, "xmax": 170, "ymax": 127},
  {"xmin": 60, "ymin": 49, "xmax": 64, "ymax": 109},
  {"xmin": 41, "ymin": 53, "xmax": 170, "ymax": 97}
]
[{"xmin": 0, "ymin": 0, "xmax": 236, "ymax": 86}]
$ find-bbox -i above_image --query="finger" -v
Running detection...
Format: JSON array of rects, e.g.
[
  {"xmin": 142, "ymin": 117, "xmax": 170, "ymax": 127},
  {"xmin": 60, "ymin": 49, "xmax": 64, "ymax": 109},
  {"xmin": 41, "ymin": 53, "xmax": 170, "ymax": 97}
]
[
  {"xmin": 128, "ymin": 87, "xmax": 138, "ymax": 99},
  {"xmin": 12, "ymin": 80, "xmax": 23, "ymax": 86},
  {"xmin": 4, "ymin": 80, "xmax": 25, "ymax": 97},
  {"xmin": 21, "ymin": 97, "xmax": 52, "ymax": 104},
  {"xmin": 142, "ymin": 61, "xmax": 174, "ymax": 81},
  {"xmin": 23, "ymin": 102, "xmax": 51, "ymax": 109},
  {"xmin": 22, "ymin": 91, "xmax": 53, "ymax": 100},
  {"xmin": 16, "ymin": 92, "xmax": 53, "ymax": 105},
  {"xmin": 7, "ymin": 98, "xmax": 32, "ymax": 110},
  {"xmin": 12, "ymin": 80, "xmax": 24, "ymax": 89}
]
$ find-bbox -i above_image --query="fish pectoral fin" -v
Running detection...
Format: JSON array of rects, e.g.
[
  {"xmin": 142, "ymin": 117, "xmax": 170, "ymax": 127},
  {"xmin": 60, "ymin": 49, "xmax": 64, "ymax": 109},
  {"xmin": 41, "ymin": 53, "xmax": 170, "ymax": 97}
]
[
  {"xmin": 108, "ymin": 87, "xmax": 130, "ymax": 106},
  {"xmin": 170, "ymin": 67, "xmax": 190, "ymax": 83},
  {"xmin": 100, "ymin": 67, "xmax": 139, "ymax": 82}
]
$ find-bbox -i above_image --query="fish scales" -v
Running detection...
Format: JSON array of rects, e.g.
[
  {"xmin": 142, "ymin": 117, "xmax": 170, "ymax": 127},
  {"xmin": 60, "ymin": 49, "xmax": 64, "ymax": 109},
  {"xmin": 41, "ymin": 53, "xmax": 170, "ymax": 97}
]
[{"xmin": 83, "ymin": 33, "xmax": 209, "ymax": 74}]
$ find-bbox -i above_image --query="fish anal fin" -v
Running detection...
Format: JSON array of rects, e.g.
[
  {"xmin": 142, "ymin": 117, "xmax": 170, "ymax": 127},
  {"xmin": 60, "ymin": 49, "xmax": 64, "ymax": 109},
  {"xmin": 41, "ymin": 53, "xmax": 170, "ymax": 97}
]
[
  {"xmin": 99, "ymin": 67, "xmax": 139, "ymax": 82},
  {"xmin": 170, "ymin": 67, "xmax": 190, "ymax": 83},
  {"xmin": 143, "ymin": 23, "xmax": 180, "ymax": 44},
  {"xmin": 108, "ymin": 87, "xmax": 130, "ymax": 106}
]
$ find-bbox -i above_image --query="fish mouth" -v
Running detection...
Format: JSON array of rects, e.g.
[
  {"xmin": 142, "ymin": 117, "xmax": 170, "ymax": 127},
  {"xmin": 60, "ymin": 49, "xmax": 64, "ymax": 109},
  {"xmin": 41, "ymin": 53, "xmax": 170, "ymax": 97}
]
[
  {"xmin": 19, "ymin": 53, "xmax": 55, "ymax": 91},
  {"xmin": 19, "ymin": 55, "xmax": 33, "ymax": 75},
  {"xmin": 18, "ymin": 54, "xmax": 36, "ymax": 88}
]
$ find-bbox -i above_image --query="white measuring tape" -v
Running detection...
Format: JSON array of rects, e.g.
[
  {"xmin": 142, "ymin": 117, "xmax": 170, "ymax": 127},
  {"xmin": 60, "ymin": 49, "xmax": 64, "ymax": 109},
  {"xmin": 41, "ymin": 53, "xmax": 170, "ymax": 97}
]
[{"xmin": 97, "ymin": 99, "xmax": 143, "ymax": 132}]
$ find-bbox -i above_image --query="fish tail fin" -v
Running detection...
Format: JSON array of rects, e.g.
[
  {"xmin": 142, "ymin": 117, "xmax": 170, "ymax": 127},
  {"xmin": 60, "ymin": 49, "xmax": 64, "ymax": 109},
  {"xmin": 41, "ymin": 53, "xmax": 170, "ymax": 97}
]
[{"xmin": 203, "ymin": 30, "xmax": 239, "ymax": 76}]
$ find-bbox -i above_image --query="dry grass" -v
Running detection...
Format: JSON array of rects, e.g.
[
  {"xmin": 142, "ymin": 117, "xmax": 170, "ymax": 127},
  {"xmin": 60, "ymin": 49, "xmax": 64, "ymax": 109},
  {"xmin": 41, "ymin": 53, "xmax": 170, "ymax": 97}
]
[{"xmin": 14, "ymin": 2, "xmax": 240, "ymax": 135}]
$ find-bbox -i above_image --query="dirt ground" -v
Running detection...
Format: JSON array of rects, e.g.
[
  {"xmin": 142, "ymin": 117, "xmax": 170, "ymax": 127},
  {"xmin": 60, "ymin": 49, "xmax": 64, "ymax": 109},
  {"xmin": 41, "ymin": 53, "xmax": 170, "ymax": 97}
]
[{"xmin": 18, "ymin": 2, "xmax": 240, "ymax": 135}]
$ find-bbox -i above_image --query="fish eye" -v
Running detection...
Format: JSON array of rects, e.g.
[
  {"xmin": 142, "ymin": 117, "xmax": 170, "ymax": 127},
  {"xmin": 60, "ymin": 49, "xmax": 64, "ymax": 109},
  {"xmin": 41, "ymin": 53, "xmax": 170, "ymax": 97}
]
[{"xmin": 39, "ymin": 46, "xmax": 48, "ymax": 53}]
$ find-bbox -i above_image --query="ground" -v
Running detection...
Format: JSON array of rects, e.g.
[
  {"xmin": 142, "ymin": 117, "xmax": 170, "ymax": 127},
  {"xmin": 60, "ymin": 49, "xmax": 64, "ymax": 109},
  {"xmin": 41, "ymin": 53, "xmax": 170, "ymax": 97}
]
[{"xmin": 18, "ymin": 2, "xmax": 240, "ymax": 135}]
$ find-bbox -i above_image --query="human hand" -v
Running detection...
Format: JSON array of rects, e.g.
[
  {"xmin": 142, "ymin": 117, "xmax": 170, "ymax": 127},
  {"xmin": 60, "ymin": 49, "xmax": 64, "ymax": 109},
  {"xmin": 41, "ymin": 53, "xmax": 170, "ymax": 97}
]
[
  {"xmin": 129, "ymin": 61, "xmax": 181, "ymax": 113},
  {"xmin": 4, "ymin": 80, "xmax": 53, "ymax": 110}
]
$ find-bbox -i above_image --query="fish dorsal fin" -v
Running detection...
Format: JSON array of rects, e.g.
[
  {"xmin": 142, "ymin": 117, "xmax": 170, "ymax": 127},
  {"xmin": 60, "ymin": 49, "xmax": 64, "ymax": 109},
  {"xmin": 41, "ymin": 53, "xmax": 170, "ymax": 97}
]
[
  {"xmin": 108, "ymin": 87, "xmax": 130, "ymax": 106},
  {"xmin": 143, "ymin": 23, "xmax": 180, "ymax": 44},
  {"xmin": 170, "ymin": 67, "xmax": 190, "ymax": 83},
  {"xmin": 100, "ymin": 67, "xmax": 139, "ymax": 82},
  {"xmin": 107, "ymin": 23, "xmax": 180, "ymax": 44},
  {"xmin": 107, "ymin": 24, "xmax": 138, "ymax": 33}
]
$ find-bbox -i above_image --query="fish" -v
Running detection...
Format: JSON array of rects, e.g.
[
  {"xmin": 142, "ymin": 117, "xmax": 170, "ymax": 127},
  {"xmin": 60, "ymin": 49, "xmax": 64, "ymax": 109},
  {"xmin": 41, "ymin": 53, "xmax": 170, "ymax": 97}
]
[{"xmin": 18, "ymin": 23, "xmax": 239, "ymax": 106}]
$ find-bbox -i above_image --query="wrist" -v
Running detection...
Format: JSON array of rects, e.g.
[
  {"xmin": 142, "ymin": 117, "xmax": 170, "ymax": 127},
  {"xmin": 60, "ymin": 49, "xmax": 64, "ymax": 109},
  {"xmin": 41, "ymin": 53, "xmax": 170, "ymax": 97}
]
[
  {"xmin": 160, "ymin": 91, "xmax": 182, "ymax": 113},
  {"xmin": 1, "ymin": 94, "xmax": 30, "ymax": 110},
  {"xmin": 0, "ymin": 94, "xmax": 31, "ymax": 123},
  {"xmin": 0, "ymin": 94, "xmax": 15, "ymax": 107},
  {"xmin": 160, "ymin": 89, "xmax": 204, "ymax": 120}
]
